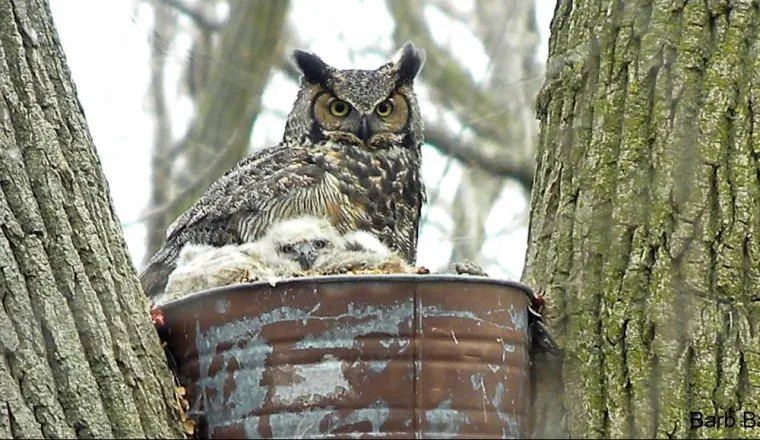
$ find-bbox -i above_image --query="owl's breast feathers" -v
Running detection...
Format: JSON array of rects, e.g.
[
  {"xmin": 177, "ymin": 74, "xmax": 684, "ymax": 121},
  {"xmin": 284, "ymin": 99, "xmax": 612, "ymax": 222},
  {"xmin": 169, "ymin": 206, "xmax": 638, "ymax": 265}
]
[
  {"xmin": 323, "ymin": 143, "xmax": 423, "ymax": 258},
  {"xmin": 140, "ymin": 141, "xmax": 423, "ymax": 297}
]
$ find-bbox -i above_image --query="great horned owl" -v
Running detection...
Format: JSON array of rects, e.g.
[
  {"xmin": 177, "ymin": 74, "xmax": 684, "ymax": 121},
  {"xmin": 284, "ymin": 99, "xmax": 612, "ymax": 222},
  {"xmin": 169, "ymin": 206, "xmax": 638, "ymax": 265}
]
[
  {"xmin": 141, "ymin": 43, "xmax": 426, "ymax": 296},
  {"xmin": 157, "ymin": 217, "xmax": 338, "ymax": 304},
  {"xmin": 343, "ymin": 230, "xmax": 393, "ymax": 255},
  {"xmin": 158, "ymin": 216, "xmax": 415, "ymax": 304},
  {"xmin": 253, "ymin": 215, "xmax": 405, "ymax": 274}
]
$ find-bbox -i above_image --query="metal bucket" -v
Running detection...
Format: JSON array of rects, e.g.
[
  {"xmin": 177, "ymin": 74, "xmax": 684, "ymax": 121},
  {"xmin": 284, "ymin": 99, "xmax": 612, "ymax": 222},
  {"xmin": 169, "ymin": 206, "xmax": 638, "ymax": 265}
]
[{"xmin": 159, "ymin": 274, "xmax": 533, "ymax": 438}]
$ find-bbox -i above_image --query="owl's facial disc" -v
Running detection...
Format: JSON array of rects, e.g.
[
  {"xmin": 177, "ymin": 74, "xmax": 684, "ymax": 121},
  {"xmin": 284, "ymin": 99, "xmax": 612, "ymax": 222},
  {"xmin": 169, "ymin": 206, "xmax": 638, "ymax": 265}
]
[
  {"xmin": 312, "ymin": 91, "xmax": 409, "ymax": 148},
  {"xmin": 287, "ymin": 43, "xmax": 424, "ymax": 148}
]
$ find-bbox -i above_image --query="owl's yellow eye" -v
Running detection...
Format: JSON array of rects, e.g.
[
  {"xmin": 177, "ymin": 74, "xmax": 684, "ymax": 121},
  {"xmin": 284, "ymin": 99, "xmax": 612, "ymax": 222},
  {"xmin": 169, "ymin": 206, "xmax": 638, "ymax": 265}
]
[
  {"xmin": 329, "ymin": 100, "xmax": 350, "ymax": 117},
  {"xmin": 375, "ymin": 100, "xmax": 394, "ymax": 117}
]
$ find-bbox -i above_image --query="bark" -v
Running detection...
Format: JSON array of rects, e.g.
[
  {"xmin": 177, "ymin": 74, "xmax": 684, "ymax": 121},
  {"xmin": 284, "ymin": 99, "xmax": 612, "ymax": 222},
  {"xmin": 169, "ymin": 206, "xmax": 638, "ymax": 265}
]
[
  {"xmin": 0, "ymin": 0, "xmax": 183, "ymax": 437},
  {"xmin": 143, "ymin": 0, "xmax": 290, "ymax": 259},
  {"xmin": 524, "ymin": 0, "xmax": 760, "ymax": 438}
]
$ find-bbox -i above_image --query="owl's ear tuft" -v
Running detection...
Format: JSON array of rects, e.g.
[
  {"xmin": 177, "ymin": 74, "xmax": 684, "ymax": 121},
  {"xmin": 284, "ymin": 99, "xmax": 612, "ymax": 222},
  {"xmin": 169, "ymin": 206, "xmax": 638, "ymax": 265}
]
[
  {"xmin": 393, "ymin": 42, "xmax": 425, "ymax": 85},
  {"xmin": 292, "ymin": 50, "xmax": 331, "ymax": 85}
]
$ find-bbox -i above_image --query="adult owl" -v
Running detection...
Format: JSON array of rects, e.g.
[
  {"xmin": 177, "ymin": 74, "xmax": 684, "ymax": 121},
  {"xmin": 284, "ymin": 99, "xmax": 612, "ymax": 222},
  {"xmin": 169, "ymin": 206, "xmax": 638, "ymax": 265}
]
[{"xmin": 140, "ymin": 43, "xmax": 426, "ymax": 296}]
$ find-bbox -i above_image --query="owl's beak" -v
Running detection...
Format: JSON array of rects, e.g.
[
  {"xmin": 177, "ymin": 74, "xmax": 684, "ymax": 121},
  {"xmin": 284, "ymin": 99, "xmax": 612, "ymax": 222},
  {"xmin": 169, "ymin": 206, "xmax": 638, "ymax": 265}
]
[{"xmin": 358, "ymin": 116, "xmax": 371, "ymax": 143}]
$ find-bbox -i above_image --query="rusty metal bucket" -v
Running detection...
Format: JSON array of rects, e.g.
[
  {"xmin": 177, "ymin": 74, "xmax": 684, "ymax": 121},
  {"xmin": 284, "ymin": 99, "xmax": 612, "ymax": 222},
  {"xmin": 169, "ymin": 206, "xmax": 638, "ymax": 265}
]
[{"xmin": 158, "ymin": 274, "xmax": 533, "ymax": 438}]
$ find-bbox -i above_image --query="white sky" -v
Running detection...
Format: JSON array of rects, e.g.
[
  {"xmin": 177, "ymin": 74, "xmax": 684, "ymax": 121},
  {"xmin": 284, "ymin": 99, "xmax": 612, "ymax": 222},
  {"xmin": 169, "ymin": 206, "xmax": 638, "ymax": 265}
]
[{"xmin": 49, "ymin": 0, "xmax": 554, "ymax": 280}]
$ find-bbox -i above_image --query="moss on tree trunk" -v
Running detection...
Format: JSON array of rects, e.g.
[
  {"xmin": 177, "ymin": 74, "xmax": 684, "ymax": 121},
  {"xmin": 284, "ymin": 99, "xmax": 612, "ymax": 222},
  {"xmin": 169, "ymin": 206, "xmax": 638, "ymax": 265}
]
[
  {"xmin": 0, "ymin": 0, "xmax": 183, "ymax": 437},
  {"xmin": 524, "ymin": 0, "xmax": 760, "ymax": 438}
]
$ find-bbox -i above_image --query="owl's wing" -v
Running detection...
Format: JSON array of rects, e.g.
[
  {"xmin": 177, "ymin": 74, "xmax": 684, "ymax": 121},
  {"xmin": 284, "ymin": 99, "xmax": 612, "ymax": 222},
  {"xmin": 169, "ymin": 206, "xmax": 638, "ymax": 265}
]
[
  {"xmin": 180, "ymin": 146, "xmax": 333, "ymax": 238},
  {"xmin": 167, "ymin": 145, "xmax": 313, "ymax": 238},
  {"xmin": 141, "ymin": 144, "xmax": 325, "ymax": 296}
]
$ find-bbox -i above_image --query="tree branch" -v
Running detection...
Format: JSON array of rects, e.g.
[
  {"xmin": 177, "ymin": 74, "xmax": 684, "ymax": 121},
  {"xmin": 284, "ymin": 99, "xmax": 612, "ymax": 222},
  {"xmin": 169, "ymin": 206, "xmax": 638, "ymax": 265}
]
[
  {"xmin": 387, "ymin": 0, "xmax": 508, "ymax": 142},
  {"xmin": 145, "ymin": 2, "xmax": 177, "ymax": 260},
  {"xmin": 158, "ymin": 0, "xmax": 223, "ymax": 30},
  {"xmin": 143, "ymin": 0, "xmax": 290, "ymax": 246},
  {"xmin": 425, "ymin": 121, "xmax": 533, "ymax": 189}
]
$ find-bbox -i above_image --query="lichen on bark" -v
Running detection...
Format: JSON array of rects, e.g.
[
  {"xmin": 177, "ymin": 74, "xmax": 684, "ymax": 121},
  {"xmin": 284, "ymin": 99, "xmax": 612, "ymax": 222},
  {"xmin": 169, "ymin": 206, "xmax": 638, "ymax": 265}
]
[{"xmin": 524, "ymin": 0, "xmax": 760, "ymax": 438}]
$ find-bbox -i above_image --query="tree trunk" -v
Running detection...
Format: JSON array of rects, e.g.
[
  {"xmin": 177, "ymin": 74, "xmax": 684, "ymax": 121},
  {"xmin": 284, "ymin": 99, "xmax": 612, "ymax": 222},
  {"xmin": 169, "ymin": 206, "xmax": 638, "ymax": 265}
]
[
  {"xmin": 524, "ymin": 1, "xmax": 760, "ymax": 438},
  {"xmin": 0, "ymin": 0, "xmax": 183, "ymax": 437}
]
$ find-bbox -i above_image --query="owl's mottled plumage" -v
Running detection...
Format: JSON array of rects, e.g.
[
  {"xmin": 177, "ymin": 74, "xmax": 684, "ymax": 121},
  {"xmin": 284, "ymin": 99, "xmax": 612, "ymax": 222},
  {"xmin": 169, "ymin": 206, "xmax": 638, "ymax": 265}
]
[{"xmin": 141, "ymin": 43, "xmax": 426, "ymax": 296}]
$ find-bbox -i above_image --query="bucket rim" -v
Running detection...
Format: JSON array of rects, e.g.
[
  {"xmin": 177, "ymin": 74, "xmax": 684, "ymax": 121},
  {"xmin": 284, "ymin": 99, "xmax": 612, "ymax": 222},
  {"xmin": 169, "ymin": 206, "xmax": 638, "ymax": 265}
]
[{"xmin": 156, "ymin": 273, "xmax": 534, "ymax": 311}]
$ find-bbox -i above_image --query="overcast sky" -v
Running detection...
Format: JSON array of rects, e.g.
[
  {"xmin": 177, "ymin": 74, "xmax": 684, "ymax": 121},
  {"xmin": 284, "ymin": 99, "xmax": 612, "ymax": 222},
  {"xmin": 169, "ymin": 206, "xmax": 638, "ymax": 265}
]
[{"xmin": 49, "ymin": 0, "xmax": 554, "ymax": 279}]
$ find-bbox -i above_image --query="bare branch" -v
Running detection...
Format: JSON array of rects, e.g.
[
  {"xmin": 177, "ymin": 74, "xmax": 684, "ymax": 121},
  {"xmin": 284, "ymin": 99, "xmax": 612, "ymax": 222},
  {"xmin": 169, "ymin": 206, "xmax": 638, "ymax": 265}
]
[
  {"xmin": 158, "ymin": 0, "xmax": 223, "ymax": 30},
  {"xmin": 145, "ymin": 2, "xmax": 178, "ymax": 260},
  {"xmin": 135, "ymin": 147, "xmax": 238, "ymax": 228},
  {"xmin": 387, "ymin": 0, "xmax": 507, "ymax": 142},
  {"xmin": 425, "ymin": 122, "xmax": 533, "ymax": 189},
  {"xmin": 432, "ymin": 0, "xmax": 540, "ymax": 264},
  {"xmin": 143, "ymin": 0, "xmax": 290, "ymax": 246}
]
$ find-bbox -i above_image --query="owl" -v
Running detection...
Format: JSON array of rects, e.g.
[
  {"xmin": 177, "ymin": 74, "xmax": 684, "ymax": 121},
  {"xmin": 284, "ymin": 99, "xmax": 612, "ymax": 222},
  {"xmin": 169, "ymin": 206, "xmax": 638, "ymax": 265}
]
[
  {"xmin": 253, "ymin": 215, "xmax": 413, "ymax": 275},
  {"xmin": 140, "ymin": 42, "xmax": 426, "ymax": 297},
  {"xmin": 312, "ymin": 227, "xmax": 415, "ymax": 275},
  {"xmin": 256, "ymin": 216, "xmax": 414, "ymax": 275},
  {"xmin": 157, "ymin": 217, "xmax": 339, "ymax": 305},
  {"xmin": 343, "ymin": 230, "xmax": 393, "ymax": 255},
  {"xmin": 157, "ymin": 216, "xmax": 411, "ymax": 304},
  {"xmin": 254, "ymin": 215, "xmax": 345, "ymax": 270}
]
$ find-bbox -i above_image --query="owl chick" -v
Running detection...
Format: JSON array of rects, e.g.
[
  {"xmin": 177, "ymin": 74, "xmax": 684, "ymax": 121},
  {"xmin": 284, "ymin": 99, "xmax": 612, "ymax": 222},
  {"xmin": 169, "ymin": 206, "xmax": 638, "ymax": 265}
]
[
  {"xmin": 156, "ymin": 242, "xmax": 298, "ymax": 306},
  {"xmin": 343, "ymin": 230, "xmax": 392, "ymax": 256},
  {"xmin": 313, "ymin": 229, "xmax": 415, "ymax": 275},
  {"xmin": 255, "ymin": 216, "xmax": 345, "ymax": 272},
  {"xmin": 256, "ymin": 216, "xmax": 414, "ymax": 275},
  {"xmin": 157, "ymin": 217, "xmax": 416, "ymax": 305},
  {"xmin": 140, "ymin": 42, "xmax": 427, "ymax": 297}
]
